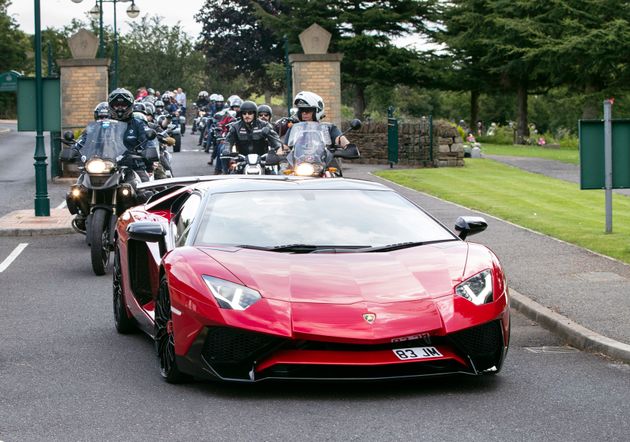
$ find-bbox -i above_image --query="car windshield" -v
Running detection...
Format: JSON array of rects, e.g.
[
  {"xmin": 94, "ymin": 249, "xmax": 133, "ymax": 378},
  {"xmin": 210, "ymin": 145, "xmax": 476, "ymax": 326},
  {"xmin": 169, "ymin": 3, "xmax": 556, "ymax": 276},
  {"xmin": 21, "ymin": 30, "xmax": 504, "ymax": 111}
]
[
  {"xmin": 193, "ymin": 189, "xmax": 456, "ymax": 249},
  {"xmin": 286, "ymin": 122, "xmax": 331, "ymax": 165},
  {"xmin": 80, "ymin": 120, "xmax": 128, "ymax": 162}
]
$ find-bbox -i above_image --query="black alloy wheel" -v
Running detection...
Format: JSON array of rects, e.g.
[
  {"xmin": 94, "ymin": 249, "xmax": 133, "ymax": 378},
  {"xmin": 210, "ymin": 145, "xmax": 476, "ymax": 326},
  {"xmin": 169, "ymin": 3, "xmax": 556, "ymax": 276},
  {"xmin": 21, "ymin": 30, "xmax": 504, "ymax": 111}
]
[
  {"xmin": 155, "ymin": 276, "xmax": 189, "ymax": 383},
  {"xmin": 112, "ymin": 247, "xmax": 136, "ymax": 334},
  {"xmin": 90, "ymin": 208, "xmax": 111, "ymax": 275}
]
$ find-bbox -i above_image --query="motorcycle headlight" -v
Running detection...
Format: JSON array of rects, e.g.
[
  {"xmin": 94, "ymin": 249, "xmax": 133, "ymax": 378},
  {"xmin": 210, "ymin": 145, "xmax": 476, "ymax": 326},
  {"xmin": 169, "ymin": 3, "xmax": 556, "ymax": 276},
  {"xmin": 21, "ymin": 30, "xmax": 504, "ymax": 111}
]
[
  {"xmin": 455, "ymin": 269, "xmax": 493, "ymax": 306},
  {"xmin": 295, "ymin": 163, "xmax": 316, "ymax": 176},
  {"xmin": 202, "ymin": 275, "xmax": 262, "ymax": 310},
  {"xmin": 85, "ymin": 158, "xmax": 114, "ymax": 174}
]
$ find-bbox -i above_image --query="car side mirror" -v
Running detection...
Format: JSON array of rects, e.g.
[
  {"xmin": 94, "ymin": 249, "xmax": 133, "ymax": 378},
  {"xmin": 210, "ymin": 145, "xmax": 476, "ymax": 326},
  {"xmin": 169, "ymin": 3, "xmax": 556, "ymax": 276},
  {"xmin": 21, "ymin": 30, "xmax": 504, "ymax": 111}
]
[
  {"xmin": 127, "ymin": 221, "xmax": 167, "ymax": 256},
  {"xmin": 63, "ymin": 130, "xmax": 75, "ymax": 142},
  {"xmin": 454, "ymin": 216, "xmax": 487, "ymax": 240}
]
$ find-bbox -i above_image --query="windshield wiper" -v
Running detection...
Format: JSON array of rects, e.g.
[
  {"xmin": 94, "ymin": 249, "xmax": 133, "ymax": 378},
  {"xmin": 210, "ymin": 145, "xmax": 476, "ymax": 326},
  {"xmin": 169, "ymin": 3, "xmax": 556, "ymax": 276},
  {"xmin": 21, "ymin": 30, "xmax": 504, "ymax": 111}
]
[
  {"xmin": 237, "ymin": 244, "xmax": 369, "ymax": 254},
  {"xmin": 357, "ymin": 239, "xmax": 455, "ymax": 253}
]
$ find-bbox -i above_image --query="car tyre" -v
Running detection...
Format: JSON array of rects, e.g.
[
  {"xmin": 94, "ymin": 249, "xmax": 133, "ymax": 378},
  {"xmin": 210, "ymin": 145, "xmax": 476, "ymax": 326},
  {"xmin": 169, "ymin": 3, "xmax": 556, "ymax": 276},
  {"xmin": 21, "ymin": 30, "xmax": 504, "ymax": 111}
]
[
  {"xmin": 155, "ymin": 276, "xmax": 190, "ymax": 383},
  {"xmin": 113, "ymin": 246, "xmax": 136, "ymax": 334}
]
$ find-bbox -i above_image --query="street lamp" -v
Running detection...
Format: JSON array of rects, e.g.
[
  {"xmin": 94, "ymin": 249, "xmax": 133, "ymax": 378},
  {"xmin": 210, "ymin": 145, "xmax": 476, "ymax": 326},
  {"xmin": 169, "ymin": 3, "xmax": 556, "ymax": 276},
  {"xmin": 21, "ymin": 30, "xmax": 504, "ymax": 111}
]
[{"xmin": 72, "ymin": 0, "xmax": 140, "ymax": 90}]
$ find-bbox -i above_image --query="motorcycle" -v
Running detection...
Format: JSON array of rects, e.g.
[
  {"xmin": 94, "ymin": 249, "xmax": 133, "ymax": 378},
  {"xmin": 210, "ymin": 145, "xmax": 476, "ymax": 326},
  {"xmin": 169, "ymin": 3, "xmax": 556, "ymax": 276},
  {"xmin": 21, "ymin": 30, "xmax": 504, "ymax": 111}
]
[
  {"xmin": 220, "ymin": 150, "xmax": 278, "ymax": 175},
  {"xmin": 152, "ymin": 130, "xmax": 175, "ymax": 179},
  {"xmin": 271, "ymin": 119, "xmax": 362, "ymax": 177},
  {"xmin": 157, "ymin": 114, "xmax": 182, "ymax": 153},
  {"xmin": 62, "ymin": 120, "xmax": 157, "ymax": 275}
]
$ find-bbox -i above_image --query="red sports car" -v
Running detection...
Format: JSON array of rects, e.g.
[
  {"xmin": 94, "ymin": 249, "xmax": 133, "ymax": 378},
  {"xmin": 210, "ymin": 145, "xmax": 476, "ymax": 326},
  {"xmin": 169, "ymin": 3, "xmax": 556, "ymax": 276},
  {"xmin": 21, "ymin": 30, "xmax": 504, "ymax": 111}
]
[{"xmin": 113, "ymin": 176, "xmax": 510, "ymax": 383}]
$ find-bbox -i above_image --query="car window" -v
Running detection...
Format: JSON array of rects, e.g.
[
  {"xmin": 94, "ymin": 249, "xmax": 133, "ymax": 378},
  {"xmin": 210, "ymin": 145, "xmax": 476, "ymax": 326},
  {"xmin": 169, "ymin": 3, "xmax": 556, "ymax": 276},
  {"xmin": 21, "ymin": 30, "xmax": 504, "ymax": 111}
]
[
  {"xmin": 172, "ymin": 192, "xmax": 202, "ymax": 246},
  {"xmin": 193, "ymin": 189, "xmax": 456, "ymax": 248}
]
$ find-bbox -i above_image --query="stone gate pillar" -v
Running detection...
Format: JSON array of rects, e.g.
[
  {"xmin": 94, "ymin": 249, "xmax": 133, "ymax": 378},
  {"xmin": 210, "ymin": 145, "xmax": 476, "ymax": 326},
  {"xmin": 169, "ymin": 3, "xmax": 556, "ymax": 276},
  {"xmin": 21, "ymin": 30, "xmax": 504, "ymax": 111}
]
[
  {"xmin": 57, "ymin": 29, "xmax": 110, "ymax": 132},
  {"xmin": 289, "ymin": 23, "xmax": 343, "ymax": 127}
]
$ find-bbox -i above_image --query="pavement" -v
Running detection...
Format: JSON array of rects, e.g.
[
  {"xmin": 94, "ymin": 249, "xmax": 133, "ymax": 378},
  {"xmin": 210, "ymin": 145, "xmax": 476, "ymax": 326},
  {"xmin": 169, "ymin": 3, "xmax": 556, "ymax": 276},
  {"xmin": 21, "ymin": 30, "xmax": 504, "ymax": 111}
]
[{"xmin": 1, "ymin": 154, "xmax": 629, "ymax": 364}]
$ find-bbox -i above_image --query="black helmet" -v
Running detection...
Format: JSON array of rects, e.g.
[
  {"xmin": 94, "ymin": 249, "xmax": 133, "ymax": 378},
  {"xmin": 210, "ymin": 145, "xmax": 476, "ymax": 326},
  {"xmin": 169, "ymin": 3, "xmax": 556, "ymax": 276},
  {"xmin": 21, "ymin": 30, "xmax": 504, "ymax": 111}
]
[
  {"xmin": 93, "ymin": 101, "xmax": 109, "ymax": 120},
  {"xmin": 108, "ymin": 88, "xmax": 134, "ymax": 120},
  {"xmin": 240, "ymin": 100, "xmax": 257, "ymax": 116},
  {"xmin": 257, "ymin": 104, "xmax": 272, "ymax": 119}
]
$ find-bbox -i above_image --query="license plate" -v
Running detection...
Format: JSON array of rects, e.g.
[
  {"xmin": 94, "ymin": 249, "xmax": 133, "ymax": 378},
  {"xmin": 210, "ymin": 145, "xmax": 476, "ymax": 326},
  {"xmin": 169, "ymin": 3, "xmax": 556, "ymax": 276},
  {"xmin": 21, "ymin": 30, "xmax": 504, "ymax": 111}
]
[{"xmin": 392, "ymin": 346, "xmax": 442, "ymax": 360}]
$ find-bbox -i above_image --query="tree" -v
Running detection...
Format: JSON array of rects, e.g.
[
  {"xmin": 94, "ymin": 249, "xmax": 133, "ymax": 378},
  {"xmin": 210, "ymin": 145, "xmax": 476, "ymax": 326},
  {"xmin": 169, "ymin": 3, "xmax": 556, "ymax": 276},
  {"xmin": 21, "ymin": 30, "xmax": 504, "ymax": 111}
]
[
  {"xmin": 195, "ymin": 0, "xmax": 284, "ymax": 97},
  {"xmin": 0, "ymin": 0, "xmax": 30, "ymax": 73},
  {"xmin": 118, "ymin": 15, "xmax": 206, "ymax": 96},
  {"xmin": 521, "ymin": 0, "xmax": 630, "ymax": 118},
  {"xmin": 255, "ymin": 0, "xmax": 437, "ymax": 117}
]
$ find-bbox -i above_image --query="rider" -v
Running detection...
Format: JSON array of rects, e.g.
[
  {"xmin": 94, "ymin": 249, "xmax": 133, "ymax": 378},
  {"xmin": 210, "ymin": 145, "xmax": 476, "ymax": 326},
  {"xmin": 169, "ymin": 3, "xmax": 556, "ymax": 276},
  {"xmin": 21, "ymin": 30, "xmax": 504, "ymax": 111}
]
[
  {"xmin": 284, "ymin": 91, "xmax": 350, "ymax": 149},
  {"xmin": 257, "ymin": 104, "xmax": 273, "ymax": 124},
  {"xmin": 224, "ymin": 100, "xmax": 282, "ymax": 158}
]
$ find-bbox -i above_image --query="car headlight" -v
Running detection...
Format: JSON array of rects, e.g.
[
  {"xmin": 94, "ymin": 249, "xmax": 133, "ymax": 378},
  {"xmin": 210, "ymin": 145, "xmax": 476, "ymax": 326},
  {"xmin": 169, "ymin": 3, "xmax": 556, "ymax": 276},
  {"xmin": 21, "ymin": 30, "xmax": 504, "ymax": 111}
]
[
  {"xmin": 202, "ymin": 275, "xmax": 262, "ymax": 310},
  {"xmin": 85, "ymin": 158, "xmax": 114, "ymax": 174},
  {"xmin": 455, "ymin": 269, "xmax": 493, "ymax": 306}
]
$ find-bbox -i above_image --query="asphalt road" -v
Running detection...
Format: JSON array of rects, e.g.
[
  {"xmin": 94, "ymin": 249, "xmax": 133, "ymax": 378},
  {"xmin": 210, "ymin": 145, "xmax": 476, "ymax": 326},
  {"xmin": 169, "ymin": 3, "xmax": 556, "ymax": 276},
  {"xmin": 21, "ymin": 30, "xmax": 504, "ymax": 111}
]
[{"xmin": 1, "ymin": 127, "xmax": 629, "ymax": 441}]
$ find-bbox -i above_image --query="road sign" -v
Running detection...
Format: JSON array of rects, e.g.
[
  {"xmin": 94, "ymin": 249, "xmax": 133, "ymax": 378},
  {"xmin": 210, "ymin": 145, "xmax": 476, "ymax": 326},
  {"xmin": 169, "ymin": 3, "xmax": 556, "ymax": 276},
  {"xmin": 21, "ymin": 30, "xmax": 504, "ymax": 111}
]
[
  {"xmin": 0, "ymin": 70, "xmax": 22, "ymax": 92},
  {"xmin": 579, "ymin": 119, "xmax": 630, "ymax": 189},
  {"xmin": 17, "ymin": 77, "xmax": 61, "ymax": 132}
]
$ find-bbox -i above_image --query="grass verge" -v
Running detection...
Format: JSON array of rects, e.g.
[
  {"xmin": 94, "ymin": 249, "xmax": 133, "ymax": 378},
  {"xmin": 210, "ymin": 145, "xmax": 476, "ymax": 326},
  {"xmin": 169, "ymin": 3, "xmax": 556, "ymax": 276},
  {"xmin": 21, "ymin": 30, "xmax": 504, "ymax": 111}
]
[
  {"xmin": 481, "ymin": 143, "xmax": 579, "ymax": 165},
  {"xmin": 375, "ymin": 158, "xmax": 630, "ymax": 264}
]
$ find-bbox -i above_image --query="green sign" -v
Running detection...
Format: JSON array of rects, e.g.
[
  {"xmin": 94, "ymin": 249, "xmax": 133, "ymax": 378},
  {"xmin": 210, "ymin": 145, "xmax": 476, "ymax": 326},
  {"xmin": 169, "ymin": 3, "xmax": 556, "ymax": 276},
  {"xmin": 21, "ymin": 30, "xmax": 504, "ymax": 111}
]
[
  {"xmin": 579, "ymin": 119, "xmax": 630, "ymax": 189},
  {"xmin": 17, "ymin": 77, "xmax": 61, "ymax": 132},
  {"xmin": 0, "ymin": 70, "xmax": 22, "ymax": 92}
]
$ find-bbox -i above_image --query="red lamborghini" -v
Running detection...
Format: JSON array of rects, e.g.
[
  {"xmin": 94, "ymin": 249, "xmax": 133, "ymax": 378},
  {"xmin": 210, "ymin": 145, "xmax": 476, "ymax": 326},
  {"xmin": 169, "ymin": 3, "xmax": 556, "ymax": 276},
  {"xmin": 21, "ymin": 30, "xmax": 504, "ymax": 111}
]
[{"xmin": 113, "ymin": 176, "xmax": 510, "ymax": 383}]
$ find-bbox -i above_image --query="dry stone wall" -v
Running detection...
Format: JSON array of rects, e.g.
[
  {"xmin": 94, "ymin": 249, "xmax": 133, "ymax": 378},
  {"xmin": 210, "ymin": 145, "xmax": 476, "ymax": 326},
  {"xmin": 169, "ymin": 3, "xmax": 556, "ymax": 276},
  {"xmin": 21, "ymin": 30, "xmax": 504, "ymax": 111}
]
[{"xmin": 342, "ymin": 119, "xmax": 464, "ymax": 167}]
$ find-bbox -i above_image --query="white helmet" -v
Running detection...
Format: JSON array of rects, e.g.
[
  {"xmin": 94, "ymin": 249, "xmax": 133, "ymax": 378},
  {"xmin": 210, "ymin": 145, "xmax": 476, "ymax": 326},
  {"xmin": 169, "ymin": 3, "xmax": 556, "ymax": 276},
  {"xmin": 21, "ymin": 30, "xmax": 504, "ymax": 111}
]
[
  {"xmin": 216, "ymin": 94, "xmax": 224, "ymax": 102},
  {"xmin": 209, "ymin": 93, "xmax": 218, "ymax": 101},
  {"xmin": 293, "ymin": 91, "xmax": 325, "ymax": 121}
]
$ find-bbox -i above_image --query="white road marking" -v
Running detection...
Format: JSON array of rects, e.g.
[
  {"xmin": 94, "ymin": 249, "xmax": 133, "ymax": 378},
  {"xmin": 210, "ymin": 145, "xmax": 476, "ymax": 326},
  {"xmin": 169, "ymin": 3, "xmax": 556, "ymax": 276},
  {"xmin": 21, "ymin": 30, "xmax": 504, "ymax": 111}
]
[
  {"xmin": 0, "ymin": 243, "xmax": 29, "ymax": 273},
  {"xmin": 56, "ymin": 200, "xmax": 67, "ymax": 209}
]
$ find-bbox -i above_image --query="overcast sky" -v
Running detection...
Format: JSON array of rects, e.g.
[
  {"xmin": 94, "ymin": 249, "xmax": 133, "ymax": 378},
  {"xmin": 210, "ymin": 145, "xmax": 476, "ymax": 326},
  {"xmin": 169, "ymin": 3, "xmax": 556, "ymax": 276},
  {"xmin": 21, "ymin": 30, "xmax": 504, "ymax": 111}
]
[{"xmin": 8, "ymin": 0, "xmax": 205, "ymax": 38}]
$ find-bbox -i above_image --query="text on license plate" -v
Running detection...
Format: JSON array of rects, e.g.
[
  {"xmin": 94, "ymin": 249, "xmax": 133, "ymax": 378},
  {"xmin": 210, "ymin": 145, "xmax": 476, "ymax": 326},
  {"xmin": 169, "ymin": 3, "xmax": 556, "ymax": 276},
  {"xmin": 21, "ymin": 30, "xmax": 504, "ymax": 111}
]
[{"xmin": 393, "ymin": 347, "xmax": 442, "ymax": 360}]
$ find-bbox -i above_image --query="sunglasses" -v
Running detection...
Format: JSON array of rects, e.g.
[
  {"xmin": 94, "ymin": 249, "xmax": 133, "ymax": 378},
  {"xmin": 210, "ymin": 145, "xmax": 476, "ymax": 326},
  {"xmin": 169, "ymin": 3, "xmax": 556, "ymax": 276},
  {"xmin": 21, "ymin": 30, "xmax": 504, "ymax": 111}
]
[
  {"xmin": 259, "ymin": 112, "xmax": 270, "ymax": 117},
  {"xmin": 242, "ymin": 111, "xmax": 255, "ymax": 115}
]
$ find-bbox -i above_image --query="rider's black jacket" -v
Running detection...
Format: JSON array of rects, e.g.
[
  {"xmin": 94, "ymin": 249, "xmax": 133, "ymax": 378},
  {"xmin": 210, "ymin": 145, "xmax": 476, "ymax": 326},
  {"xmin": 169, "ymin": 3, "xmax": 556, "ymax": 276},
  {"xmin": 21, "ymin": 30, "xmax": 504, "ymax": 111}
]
[{"xmin": 225, "ymin": 118, "xmax": 282, "ymax": 156}]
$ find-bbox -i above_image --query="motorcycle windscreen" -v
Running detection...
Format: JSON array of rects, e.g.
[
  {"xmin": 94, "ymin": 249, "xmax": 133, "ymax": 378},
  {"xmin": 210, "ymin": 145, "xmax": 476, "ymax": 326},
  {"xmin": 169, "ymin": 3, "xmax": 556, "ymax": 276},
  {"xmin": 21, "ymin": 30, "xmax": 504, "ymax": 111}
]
[
  {"xmin": 286, "ymin": 122, "xmax": 332, "ymax": 165},
  {"xmin": 80, "ymin": 120, "xmax": 129, "ymax": 162}
]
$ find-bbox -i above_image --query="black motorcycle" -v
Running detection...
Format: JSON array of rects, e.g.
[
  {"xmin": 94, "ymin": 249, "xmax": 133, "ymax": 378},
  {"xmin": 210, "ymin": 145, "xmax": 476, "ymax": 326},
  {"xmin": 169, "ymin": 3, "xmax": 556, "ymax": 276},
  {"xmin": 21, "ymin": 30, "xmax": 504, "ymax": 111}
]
[{"xmin": 62, "ymin": 120, "xmax": 157, "ymax": 275}]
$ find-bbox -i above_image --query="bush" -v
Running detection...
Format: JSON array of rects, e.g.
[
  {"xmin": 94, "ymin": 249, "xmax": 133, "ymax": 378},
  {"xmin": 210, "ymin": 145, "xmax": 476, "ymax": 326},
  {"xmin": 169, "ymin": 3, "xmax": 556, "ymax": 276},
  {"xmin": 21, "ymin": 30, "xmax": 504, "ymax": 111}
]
[{"xmin": 477, "ymin": 124, "xmax": 514, "ymax": 145}]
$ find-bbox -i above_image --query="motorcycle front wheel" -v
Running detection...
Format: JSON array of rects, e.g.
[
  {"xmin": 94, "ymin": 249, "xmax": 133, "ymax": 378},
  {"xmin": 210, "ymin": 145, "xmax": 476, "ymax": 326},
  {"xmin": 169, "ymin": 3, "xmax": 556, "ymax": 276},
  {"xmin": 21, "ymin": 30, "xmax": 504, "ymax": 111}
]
[{"xmin": 90, "ymin": 208, "xmax": 111, "ymax": 275}]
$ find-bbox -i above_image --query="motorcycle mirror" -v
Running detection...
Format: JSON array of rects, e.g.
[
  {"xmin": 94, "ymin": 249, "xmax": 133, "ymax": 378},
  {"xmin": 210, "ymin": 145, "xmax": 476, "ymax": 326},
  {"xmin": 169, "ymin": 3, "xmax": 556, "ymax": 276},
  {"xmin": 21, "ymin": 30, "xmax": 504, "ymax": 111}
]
[
  {"xmin": 334, "ymin": 144, "xmax": 360, "ymax": 160},
  {"xmin": 63, "ymin": 130, "xmax": 75, "ymax": 142},
  {"xmin": 350, "ymin": 119, "xmax": 362, "ymax": 130},
  {"xmin": 145, "ymin": 129, "xmax": 157, "ymax": 140},
  {"xmin": 265, "ymin": 152, "xmax": 281, "ymax": 166}
]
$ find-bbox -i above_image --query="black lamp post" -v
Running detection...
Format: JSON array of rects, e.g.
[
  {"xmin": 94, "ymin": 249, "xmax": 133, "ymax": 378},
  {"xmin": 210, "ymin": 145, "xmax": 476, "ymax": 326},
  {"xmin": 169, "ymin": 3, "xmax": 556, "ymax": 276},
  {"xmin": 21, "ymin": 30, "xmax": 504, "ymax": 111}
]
[
  {"xmin": 72, "ymin": 0, "xmax": 140, "ymax": 90},
  {"xmin": 34, "ymin": 0, "xmax": 50, "ymax": 215}
]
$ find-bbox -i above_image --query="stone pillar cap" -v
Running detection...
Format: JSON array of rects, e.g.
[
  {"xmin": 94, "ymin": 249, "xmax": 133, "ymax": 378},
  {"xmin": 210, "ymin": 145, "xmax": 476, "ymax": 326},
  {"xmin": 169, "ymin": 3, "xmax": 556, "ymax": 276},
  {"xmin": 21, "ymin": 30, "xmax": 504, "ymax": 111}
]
[
  {"xmin": 299, "ymin": 23, "xmax": 332, "ymax": 55},
  {"xmin": 68, "ymin": 29, "xmax": 99, "ymax": 59}
]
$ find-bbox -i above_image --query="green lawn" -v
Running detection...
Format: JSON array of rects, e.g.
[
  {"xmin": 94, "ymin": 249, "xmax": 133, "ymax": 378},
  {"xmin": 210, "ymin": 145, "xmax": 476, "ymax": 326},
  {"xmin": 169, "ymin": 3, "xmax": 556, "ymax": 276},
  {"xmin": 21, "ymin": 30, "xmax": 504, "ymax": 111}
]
[
  {"xmin": 376, "ymin": 158, "xmax": 630, "ymax": 264},
  {"xmin": 481, "ymin": 143, "xmax": 579, "ymax": 165}
]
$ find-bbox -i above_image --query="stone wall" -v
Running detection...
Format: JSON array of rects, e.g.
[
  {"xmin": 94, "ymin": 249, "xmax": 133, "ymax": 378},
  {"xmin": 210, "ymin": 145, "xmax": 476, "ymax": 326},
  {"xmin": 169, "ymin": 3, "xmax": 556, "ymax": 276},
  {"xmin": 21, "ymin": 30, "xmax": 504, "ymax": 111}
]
[{"xmin": 343, "ymin": 119, "xmax": 465, "ymax": 167}]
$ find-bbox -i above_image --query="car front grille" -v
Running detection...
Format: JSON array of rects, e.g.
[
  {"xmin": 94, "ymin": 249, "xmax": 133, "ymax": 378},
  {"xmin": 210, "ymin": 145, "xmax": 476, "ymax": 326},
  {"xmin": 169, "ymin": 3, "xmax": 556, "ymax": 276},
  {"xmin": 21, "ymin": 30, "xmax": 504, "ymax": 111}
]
[{"xmin": 447, "ymin": 320, "xmax": 504, "ymax": 371}]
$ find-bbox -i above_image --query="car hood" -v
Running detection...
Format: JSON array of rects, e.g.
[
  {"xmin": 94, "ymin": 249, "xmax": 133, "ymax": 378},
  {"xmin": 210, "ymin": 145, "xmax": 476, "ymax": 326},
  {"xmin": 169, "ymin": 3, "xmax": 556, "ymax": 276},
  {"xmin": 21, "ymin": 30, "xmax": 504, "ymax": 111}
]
[
  {"xmin": 199, "ymin": 242, "xmax": 472, "ymax": 339},
  {"xmin": 200, "ymin": 242, "xmax": 467, "ymax": 304}
]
